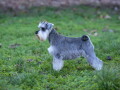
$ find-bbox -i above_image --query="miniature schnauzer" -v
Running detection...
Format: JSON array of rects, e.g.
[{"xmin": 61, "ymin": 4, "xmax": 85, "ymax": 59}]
[{"xmin": 35, "ymin": 21, "xmax": 103, "ymax": 71}]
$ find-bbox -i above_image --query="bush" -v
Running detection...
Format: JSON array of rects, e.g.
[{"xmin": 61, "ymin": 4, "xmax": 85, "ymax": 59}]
[{"xmin": 94, "ymin": 64, "xmax": 120, "ymax": 90}]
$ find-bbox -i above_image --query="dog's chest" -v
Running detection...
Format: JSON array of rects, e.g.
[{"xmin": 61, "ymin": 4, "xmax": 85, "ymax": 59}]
[{"xmin": 48, "ymin": 46, "xmax": 55, "ymax": 55}]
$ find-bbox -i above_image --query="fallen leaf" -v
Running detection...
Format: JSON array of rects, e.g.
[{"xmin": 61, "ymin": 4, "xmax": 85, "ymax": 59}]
[
  {"xmin": 9, "ymin": 43, "xmax": 21, "ymax": 49},
  {"xmin": 104, "ymin": 15, "xmax": 111, "ymax": 19},
  {"xmin": 89, "ymin": 30, "xmax": 98, "ymax": 36},
  {"xmin": 100, "ymin": 14, "xmax": 111, "ymax": 19},
  {"xmin": 102, "ymin": 29, "xmax": 114, "ymax": 33},
  {"xmin": 109, "ymin": 29, "xmax": 114, "ymax": 33},
  {"xmin": 93, "ymin": 32, "xmax": 98, "ymax": 36}
]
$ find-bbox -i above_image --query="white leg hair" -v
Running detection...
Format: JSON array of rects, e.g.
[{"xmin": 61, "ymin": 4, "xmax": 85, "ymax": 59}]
[{"xmin": 52, "ymin": 57, "xmax": 64, "ymax": 71}]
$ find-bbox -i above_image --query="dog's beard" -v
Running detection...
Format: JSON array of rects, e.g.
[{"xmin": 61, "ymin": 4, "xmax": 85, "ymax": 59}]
[{"xmin": 37, "ymin": 30, "xmax": 49, "ymax": 41}]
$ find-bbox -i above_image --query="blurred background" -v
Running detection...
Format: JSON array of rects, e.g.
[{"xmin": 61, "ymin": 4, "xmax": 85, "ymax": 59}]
[{"xmin": 0, "ymin": 0, "xmax": 120, "ymax": 12}]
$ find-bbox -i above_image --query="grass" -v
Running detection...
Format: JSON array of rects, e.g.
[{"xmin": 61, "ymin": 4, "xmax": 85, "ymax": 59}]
[{"xmin": 0, "ymin": 5, "xmax": 120, "ymax": 90}]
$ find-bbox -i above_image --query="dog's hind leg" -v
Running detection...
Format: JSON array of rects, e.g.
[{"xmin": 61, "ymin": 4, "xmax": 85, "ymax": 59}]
[
  {"xmin": 52, "ymin": 57, "xmax": 64, "ymax": 71},
  {"xmin": 85, "ymin": 54, "xmax": 103, "ymax": 70},
  {"xmin": 82, "ymin": 37, "xmax": 103, "ymax": 70}
]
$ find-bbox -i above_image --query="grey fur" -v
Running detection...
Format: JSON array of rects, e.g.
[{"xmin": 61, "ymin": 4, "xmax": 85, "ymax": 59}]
[
  {"xmin": 36, "ymin": 22, "xmax": 103, "ymax": 71},
  {"xmin": 47, "ymin": 29, "xmax": 103, "ymax": 71}
]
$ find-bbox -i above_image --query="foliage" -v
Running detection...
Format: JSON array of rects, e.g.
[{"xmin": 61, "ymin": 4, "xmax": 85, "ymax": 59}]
[
  {"xmin": 0, "ymin": 5, "xmax": 120, "ymax": 90},
  {"xmin": 94, "ymin": 64, "xmax": 120, "ymax": 90}
]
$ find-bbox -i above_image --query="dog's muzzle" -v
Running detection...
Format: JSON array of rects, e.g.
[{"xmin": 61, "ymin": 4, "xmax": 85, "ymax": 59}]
[{"xmin": 35, "ymin": 30, "xmax": 44, "ymax": 41}]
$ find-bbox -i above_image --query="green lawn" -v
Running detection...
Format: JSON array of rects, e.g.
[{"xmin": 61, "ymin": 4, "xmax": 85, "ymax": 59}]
[{"xmin": 0, "ymin": 6, "xmax": 120, "ymax": 90}]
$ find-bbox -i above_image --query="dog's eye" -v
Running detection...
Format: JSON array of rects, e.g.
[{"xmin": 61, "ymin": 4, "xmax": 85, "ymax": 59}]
[{"xmin": 41, "ymin": 27, "xmax": 45, "ymax": 31}]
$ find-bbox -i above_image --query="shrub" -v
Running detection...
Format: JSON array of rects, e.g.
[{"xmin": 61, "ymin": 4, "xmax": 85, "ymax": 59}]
[{"xmin": 94, "ymin": 64, "xmax": 120, "ymax": 90}]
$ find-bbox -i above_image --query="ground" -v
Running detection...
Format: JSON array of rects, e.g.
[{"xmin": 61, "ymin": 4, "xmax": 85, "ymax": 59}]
[{"xmin": 0, "ymin": 5, "xmax": 120, "ymax": 90}]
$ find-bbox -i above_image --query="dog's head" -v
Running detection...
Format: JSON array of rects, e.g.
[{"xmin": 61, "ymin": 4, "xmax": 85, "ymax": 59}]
[{"xmin": 35, "ymin": 21, "xmax": 54, "ymax": 41}]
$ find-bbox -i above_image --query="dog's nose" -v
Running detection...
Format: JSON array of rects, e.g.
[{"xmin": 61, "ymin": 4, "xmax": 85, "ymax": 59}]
[{"xmin": 35, "ymin": 30, "xmax": 39, "ymax": 34}]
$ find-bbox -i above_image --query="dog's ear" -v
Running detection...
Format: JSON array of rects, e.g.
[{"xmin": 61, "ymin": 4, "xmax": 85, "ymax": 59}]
[
  {"xmin": 38, "ymin": 22, "xmax": 41, "ymax": 28},
  {"xmin": 47, "ymin": 23, "xmax": 54, "ymax": 30}
]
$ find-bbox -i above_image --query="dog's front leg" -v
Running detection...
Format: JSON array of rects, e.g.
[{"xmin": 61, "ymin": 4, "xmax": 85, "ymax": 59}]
[{"xmin": 52, "ymin": 57, "xmax": 64, "ymax": 71}]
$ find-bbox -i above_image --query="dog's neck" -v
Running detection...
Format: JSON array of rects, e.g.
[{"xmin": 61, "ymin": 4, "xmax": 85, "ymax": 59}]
[{"xmin": 48, "ymin": 29, "xmax": 61, "ymax": 45}]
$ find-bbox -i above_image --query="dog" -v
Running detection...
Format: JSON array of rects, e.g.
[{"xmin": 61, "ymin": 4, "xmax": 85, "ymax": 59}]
[{"xmin": 35, "ymin": 21, "xmax": 103, "ymax": 71}]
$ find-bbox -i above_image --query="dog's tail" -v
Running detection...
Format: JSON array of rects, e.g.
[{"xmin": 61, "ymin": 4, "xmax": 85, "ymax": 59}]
[{"xmin": 81, "ymin": 35, "xmax": 89, "ymax": 41}]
